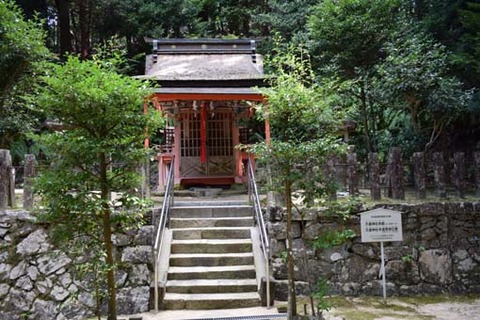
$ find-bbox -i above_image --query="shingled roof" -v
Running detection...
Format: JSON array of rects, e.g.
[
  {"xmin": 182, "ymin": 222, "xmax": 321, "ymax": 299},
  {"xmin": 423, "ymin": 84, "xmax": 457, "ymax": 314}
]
[{"xmin": 141, "ymin": 39, "xmax": 265, "ymax": 84}]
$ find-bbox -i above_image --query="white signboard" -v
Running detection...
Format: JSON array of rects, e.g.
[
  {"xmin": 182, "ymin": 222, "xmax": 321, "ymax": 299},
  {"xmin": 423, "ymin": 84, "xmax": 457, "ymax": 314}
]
[
  {"xmin": 360, "ymin": 208, "xmax": 403, "ymax": 302},
  {"xmin": 360, "ymin": 208, "xmax": 403, "ymax": 243}
]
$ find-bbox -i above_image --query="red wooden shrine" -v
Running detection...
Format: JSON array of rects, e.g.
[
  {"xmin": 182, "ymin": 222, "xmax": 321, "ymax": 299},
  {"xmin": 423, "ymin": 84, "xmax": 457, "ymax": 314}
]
[{"xmin": 142, "ymin": 39, "xmax": 268, "ymax": 189}]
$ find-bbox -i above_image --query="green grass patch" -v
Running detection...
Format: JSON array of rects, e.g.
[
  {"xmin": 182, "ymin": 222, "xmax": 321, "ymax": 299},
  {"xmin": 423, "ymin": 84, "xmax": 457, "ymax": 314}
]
[{"xmin": 337, "ymin": 309, "xmax": 434, "ymax": 320}]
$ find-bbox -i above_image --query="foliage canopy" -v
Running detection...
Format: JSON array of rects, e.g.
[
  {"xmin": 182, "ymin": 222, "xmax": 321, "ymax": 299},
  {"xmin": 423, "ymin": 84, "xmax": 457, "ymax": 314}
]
[
  {"xmin": 33, "ymin": 55, "xmax": 162, "ymax": 319},
  {"xmin": 0, "ymin": 0, "xmax": 50, "ymax": 152},
  {"xmin": 6, "ymin": 0, "xmax": 479, "ymax": 155},
  {"xmin": 248, "ymin": 46, "xmax": 346, "ymax": 317}
]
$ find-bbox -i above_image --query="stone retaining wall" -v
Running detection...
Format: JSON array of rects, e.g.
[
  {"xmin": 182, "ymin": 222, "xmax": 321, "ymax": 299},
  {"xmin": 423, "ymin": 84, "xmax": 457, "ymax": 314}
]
[
  {"xmin": 268, "ymin": 202, "xmax": 480, "ymax": 300},
  {"xmin": 0, "ymin": 210, "xmax": 153, "ymax": 320}
]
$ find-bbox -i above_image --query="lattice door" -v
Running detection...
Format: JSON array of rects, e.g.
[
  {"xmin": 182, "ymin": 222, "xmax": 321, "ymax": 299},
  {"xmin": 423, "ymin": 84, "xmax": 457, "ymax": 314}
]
[{"xmin": 180, "ymin": 109, "xmax": 234, "ymax": 177}]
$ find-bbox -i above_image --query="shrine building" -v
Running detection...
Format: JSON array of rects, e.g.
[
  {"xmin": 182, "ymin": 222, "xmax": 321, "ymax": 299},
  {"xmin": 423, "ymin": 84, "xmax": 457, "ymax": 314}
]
[{"xmin": 141, "ymin": 39, "xmax": 268, "ymax": 190}]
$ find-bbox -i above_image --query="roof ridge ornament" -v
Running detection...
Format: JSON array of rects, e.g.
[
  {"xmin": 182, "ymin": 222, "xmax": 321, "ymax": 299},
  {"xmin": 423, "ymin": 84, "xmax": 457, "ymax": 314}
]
[
  {"xmin": 152, "ymin": 39, "xmax": 158, "ymax": 63},
  {"xmin": 250, "ymin": 39, "xmax": 256, "ymax": 64},
  {"xmin": 144, "ymin": 38, "xmax": 257, "ymax": 56}
]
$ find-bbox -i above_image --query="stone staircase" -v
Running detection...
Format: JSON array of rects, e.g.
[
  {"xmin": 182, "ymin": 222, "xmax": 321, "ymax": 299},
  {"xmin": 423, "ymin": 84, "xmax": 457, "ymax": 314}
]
[{"xmin": 161, "ymin": 201, "xmax": 263, "ymax": 310}]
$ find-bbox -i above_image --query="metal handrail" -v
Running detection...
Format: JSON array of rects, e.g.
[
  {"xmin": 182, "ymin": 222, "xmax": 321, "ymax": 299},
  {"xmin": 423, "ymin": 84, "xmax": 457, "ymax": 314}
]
[
  {"xmin": 247, "ymin": 156, "xmax": 271, "ymax": 308},
  {"xmin": 153, "ymin": 157, "xmax": 175, "ymax": 313}
]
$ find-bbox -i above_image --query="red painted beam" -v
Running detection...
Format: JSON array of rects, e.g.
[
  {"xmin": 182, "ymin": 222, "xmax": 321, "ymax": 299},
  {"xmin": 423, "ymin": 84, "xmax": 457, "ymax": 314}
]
[{"xmin": 153, "ymin": 93, "xmax": 264, "ymax": 101}]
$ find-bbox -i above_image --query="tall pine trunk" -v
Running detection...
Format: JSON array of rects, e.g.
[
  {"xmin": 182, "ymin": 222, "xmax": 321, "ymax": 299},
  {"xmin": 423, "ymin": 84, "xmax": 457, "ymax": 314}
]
[
  {"xmin": 78, "ymin": 0, "xmax": 90, "ymax": 59},
  {"xmin": 54, "ymin": 0, "xmax": 72, "ymax": 56}
]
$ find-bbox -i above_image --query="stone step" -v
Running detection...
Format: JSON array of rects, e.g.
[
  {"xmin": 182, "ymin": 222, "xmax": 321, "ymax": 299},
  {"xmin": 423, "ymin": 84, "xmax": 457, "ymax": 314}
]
[
  {"xmin": 167, "ymin": 265, "xmax": 256, "ymax": 280},
  {"xmin": 160, "ymin": 202, "xmax": 260, "ymax": 311},
  {"xmin": 166, "ymin": 279, "xmax": 258, "ymax": 294},
  {"xmin": 172, "ymin": 227, "xmax": 252, "ymax": 240},
  {"xmin": 169, "ymin": 217, "xmax": 254, "ymax": 229},
  {"xmin": 169, "ymin": 252, "xmax": 254, "ymax": 267},
  {"xmin": 162, "ymin": 292, "xmax": 261, "ymax": 310},
  {"xmin": 173, "ymin": 200, "xmax": 248, "ymax": 207},
  {"xmin": 171, "ymin": 239, "xmax": 252, "ymax": 254},
  {"xmin": 170, "ymin": 205, "xmax": 252, "ymax": 218}
]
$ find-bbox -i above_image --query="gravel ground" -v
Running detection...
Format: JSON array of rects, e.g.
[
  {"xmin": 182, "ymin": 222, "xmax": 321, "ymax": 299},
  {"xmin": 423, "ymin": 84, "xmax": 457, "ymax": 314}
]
[
  {"xmin": 416, "ymin": 300, "xmax": 480, "ymax": 320},
  {"xmin": 323, "ymin": 295, "xmax": 480, "ymax": 320}
]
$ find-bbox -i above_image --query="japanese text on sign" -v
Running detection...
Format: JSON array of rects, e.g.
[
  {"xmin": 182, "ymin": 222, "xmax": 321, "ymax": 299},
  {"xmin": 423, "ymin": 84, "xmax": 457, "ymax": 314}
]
[{"xmin": 360, "ymin": 209, "xmax": 403, "ymax": 243}]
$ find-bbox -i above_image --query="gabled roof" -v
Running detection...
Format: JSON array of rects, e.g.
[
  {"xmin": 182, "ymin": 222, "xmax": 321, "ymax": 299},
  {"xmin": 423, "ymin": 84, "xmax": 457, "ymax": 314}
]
[
  {"xmin": 144, "ymin": 54, "xmax": 263, "ymax": 81},
  {"xmin": 141, "ymin": 39, "xmax": 265, "ymax": 83}
]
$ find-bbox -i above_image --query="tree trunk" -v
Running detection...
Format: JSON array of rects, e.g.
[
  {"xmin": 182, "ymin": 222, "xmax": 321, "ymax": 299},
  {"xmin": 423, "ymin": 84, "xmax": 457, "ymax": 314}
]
[
  {"xmin": 359, "ymin": 84, "xmax": 374, "ymax": 153},
  {"xmin": 285, "ymin": 171, "xmax": 297, "ymax": 319},
  {"xmin": 102, "ymin": 209, "xmax": 117, "ymax": 320},
  {"xmin": 100, "ymin": 153, "xmax": 117, "ymax": 320},
  {"xmin": 55, "ymin": 0, "xmax": 72, "ymax": 56},
  {"xmin": 78, "ymin": 0, "xmax": 90, "ymax": 59}
]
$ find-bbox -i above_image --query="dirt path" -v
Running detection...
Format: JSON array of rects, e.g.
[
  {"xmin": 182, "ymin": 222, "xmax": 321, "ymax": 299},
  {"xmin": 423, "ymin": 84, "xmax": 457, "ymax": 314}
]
[
  {"xmin": 416, "ymin": 300, "xmax": 480, "ymax": 320},
  {"xmin": 324, "ymin": 295, "xmax": 480, "ymax": 320}
]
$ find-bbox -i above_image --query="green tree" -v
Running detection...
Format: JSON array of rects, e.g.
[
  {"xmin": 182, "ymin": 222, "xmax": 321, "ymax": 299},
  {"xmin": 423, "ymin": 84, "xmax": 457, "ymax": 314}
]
[
  {"xmin": 38, "ymin": 0, "xmax": 269, "ymax": 68},
  {"xmin": 453, "ymin": 2, "xmax": 480, "ymax": 88},
  {"xmin": 0, "ymin": 0, "xmax": 50, "ymax": 155},
  {"xmin": 251, "ymin": 47, "xmax": 345, "ymax": 319},
  {"xmin": 254, "ymin": 0, "xmax": 317, "ymax": 53},
  {"xmin": 185, "ymin": 0, "xmax": 264, "ymax": 37},
  {"xmin": 33, "ymin": 55, "xmax": 162, "ymax": 320},
  {"xmin": 308, "ymin": 0, "xmax": 472, "ymax": 155},
  {"xmin": 113, "ymin": 0, "xmax": 191, "ymax": 39},
  {"xmin": 308, "ymin": 0, "xmax": 400, "ymax": 154},
  {"xmin": 376, "ymin": 24, "xmax": 472, "ymax": 151},
  {"xmin": 449, "ymin": 2, "xmax": 480, "ymax": 149},
  {"xmin": 402, "ymin": 0, "xmax": 465, "ymax": 47},
  {"xmin": 309, "ymin": 0, "xmax": 400, "ymax": 78}
]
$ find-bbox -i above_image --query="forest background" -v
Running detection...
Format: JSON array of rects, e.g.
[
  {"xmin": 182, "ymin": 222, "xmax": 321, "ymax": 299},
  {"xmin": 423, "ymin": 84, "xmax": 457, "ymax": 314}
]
[{"xmin": 2, "ymin": 0, "xmax": 480, "ymax": 165}]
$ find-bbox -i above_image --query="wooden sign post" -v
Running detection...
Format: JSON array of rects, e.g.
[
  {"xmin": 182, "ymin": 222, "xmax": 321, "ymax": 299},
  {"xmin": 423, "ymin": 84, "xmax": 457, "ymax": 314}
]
[{"xmin": 360, "ymin": 208, "xmax": 403, "ymax": 302}]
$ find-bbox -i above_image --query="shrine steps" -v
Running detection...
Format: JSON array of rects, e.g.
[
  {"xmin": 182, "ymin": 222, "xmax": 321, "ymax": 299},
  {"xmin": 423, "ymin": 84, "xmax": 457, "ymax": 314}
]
[{"xmin": 161, "ymin": 203, "xmax": 262, "ymax": 310}]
